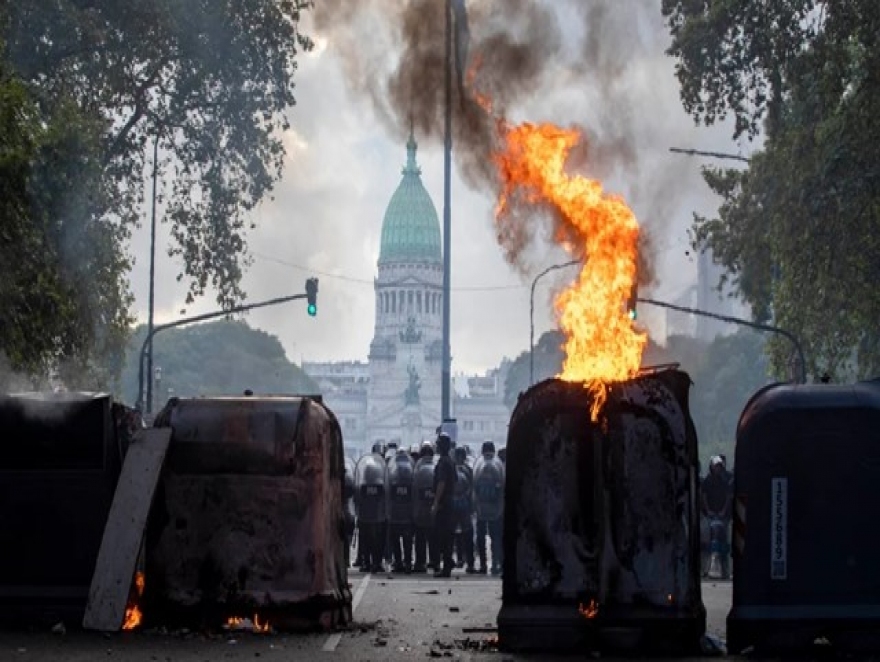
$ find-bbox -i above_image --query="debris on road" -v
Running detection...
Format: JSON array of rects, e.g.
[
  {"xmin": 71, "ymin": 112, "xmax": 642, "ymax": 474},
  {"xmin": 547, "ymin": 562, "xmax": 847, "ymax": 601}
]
[{"xmin": 455, "ymin": 636, "xmax": 499, "ymax": 653}]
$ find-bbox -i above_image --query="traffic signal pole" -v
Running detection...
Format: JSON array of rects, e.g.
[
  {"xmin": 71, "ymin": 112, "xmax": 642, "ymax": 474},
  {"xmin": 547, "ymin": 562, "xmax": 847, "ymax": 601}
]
[
  {"xmin": 636, "ymin": 296, "xmax": 807, "ymax": 383},
  {"xmin": 137, "ymin": 286, "xmax": 317, "ymax": 413}
]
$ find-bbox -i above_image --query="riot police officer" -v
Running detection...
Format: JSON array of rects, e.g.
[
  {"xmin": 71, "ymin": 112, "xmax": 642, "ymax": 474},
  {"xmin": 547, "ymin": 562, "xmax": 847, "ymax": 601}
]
[
  {"xmin": 412, "ymin": 443, "xmax": 436, "ymax": 573},
  {"xmin": 431, "ymin": 432, "xmax": 457, "ymax": 578},
  {"xmin": 387, "ymin": 448, "xmax": 415, "ymax": 573},
  {"xmin": 452, "ymin": 446, "xmax": 476, "ymax": 573},
  {"xmin": 343, "ymin": 456, "xmax": 357, "ymax": 568},
  {"xmin": 355, "ymin": 450, "xmax": 388, "ymax": 573},
  {"xmin": 473, "ymin": 441, "xmax": 504, "ymax": 575}
]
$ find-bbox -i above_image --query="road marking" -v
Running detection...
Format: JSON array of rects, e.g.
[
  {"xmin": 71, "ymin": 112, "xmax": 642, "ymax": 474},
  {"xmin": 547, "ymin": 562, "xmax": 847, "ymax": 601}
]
[{"xmin": 322, "ymin": 573, "xmax": 371, "ymax": 652}]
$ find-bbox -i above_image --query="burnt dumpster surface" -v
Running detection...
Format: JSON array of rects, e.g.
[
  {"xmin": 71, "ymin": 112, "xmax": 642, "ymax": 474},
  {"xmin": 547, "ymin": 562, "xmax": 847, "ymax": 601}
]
[
  {"xmin": 0, "ymin": 392, "xmax": 123, "ymax": 624},
  {"xmin": 729, "ymin": 380, "xmax": 880, "ymax": 653},
  {"xmin": 145, "ymin": 396, "xmax": 351, "ymax": 630},
  {"xmin": 498, "ymin": 370, "xmax": 705, "ymax": 653}
]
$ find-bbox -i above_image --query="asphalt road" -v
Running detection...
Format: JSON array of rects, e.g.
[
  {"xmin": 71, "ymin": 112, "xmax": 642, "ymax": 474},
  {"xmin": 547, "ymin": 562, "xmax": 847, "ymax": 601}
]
[{"xmin": 0, "ymin": 575, "xmax": 733, "ymax": 661}]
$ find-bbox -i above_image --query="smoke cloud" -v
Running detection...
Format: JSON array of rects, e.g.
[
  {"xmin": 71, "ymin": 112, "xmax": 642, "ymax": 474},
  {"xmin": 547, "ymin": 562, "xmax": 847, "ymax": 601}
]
[{"xmin": 311, "ymin": 0, "xmax": 684, "ymax": 289}]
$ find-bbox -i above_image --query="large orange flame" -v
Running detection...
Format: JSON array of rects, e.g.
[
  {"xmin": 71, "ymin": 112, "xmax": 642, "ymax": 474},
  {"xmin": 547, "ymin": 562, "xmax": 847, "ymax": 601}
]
[{"xmin": 492, "ymin": 122, "xmax": 646, "ymax": 418}]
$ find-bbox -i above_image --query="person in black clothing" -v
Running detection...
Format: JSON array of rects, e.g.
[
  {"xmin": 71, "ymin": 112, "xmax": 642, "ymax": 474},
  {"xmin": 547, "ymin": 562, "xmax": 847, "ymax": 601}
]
[
  {"xmin": 452, "ymin": 446, "xmax": 476, "ymax": 573},
  {"xmin": 701, "ymin": 455, "xmax": 732, "ymax": 579},
  {"xmin": 431, "ymin": 433, "xmax": 457, "ymax": 578}
]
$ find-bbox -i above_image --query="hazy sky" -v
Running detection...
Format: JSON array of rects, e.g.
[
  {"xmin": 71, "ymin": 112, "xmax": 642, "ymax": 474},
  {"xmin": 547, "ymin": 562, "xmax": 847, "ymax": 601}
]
[{"xmin": 128, "ymin": 1, "xmax": 750, "ymax": 376}]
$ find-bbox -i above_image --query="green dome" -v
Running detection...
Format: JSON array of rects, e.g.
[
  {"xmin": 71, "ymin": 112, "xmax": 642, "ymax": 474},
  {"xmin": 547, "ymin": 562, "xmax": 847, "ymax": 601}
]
[{"xmin": 379, "ymin": 134, "xmax": 442, "ymax": 265}]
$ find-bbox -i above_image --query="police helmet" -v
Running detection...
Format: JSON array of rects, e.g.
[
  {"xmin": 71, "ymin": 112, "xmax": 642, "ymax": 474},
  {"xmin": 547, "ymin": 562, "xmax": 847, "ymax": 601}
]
[{"xmin": 481, "ymin": 440, "xmax": 495, "ymax": 455}]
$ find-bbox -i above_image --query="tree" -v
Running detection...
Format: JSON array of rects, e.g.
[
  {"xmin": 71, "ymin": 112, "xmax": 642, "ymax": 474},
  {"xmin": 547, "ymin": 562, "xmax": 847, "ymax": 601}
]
[
  {"xmin": 663, "ymin": 1, "xmax": 880, "ymax": 379},
  {"xmin": 118, "ymin": 319, "xmax": 318, "ymax": 406},
  {"xmin": 0, "ymin": 62, "xmax": 133, "ymax": 389},
  {"xmin": 661, "ymin": 0, "xmax": 820, "ymax": 141},
  {"xmin": 4, "ymin": 0, "xmax": 313, "ymax": 308}
]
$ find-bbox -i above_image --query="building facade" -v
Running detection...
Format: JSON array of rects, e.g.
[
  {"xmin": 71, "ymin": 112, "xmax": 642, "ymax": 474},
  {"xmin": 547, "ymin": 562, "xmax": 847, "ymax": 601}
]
[{"xmin": 303, "ymin": 134, "xmax": 510, "ymax": 458}]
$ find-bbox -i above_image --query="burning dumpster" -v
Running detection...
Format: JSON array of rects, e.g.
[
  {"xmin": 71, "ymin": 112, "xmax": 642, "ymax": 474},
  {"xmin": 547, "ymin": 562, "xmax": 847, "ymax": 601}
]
[
  {"xmin": 143, "ymin": 395, "xmax": 351, "ymax": 630},
  {"xmin": 728, "ymin": 380, "xmax": 880, "ymax": 654},
  {"xmin": 0, "ymin": 392, "xmax": 131, "ymax": 625},
  {"xmin": 497, "ymin": 369, "xmax": 705, "ymax": 653}
]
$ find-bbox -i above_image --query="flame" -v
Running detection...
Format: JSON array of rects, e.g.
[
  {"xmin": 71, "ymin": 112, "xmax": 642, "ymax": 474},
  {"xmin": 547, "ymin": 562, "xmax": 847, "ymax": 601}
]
[
  {"xmin": 122, "ymin": 571, "xmax": 145, "ymax": 630},
  {"xmin": 253, "ymin": 613, "xmax": 271, "ymax": 634},
  {"xmin": 490, "ymin": 120, "xmax": 646, "ymax": 419},
  {"xmin": 579, "ymin": 599, "xmax": 599, "ymax": 619},
  {"xmin": 225, "ymin": 614, "xmax": 271, "ymax": 634}
]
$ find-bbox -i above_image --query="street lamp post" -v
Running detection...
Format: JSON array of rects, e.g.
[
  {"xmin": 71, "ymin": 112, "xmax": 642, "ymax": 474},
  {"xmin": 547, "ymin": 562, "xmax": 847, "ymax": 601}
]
[{"xmin": 530, "ymin": 259, "xmax": 580, "ymax": 386}]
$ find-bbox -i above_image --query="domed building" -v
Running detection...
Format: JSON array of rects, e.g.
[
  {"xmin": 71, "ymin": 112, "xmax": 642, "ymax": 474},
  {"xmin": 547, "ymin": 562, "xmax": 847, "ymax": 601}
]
[
  {"xmin": 367, "ymin": 132, "xmax": 444, "ymax": 449},
  {"xmin": 303, "ymin": 133, "xmax": 511, "ymax": 457}
]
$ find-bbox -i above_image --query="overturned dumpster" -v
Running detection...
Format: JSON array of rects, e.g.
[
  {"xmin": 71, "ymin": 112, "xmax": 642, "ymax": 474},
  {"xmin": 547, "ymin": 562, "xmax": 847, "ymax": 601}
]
[
  {"xmin": 143, "ymin": 395, "xmax": 351, "ymax": 630},
  {"xmin": 497, "ymin": 369, "xmax": 705, "ymax": 654},
  {"xmin": 728, "ymin": 380, "xmax": 880, "ymax": 654},
  {"xmin": 0, "ymin": 392, "xmax": 138, "ymax": 625}
]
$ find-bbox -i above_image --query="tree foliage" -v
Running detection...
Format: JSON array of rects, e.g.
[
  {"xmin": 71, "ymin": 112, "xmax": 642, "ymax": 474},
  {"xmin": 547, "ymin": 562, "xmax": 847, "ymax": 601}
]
[
  {"xmin": 5, "ymin": 0, "xmax": 313, "ymax": 309},
  {"xmin": 663, "ymin": 0, "xmax": 880, "ymax": 379},
  {"xmin": 0, "ymin": 1, "xmax": 314, "ymax": 387},
  {"xmin": 119, "ymin": 319, "xmax": 318, "ymax": 407},
  {"xmin": 0, "ymin": 63, "xmax": 133, "ymax": 389}
]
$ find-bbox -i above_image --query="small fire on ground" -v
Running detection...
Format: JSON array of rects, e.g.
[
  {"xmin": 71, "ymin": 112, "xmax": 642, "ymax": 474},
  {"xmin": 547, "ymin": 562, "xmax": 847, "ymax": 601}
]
[
  {"xmin": 579, "ymin": 599, "xmax": 600, "ymax": 620},
  {"xmin": 122, "ymin": 571, "xmax": 145, "ymax": 630},
  {"xmin": 225, "ymin": 614, "xmax": 272, "ymax": 634},
  {"xmin": 474, "ymin": 68, "xmax": 647, "ymax": 420}
]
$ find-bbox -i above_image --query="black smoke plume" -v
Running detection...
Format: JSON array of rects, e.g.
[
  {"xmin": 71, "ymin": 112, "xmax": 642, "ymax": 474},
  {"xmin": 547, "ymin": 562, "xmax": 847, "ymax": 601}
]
[{"xmin": 311, "ymin": 0, "xmax": 671, "ymax": 286}]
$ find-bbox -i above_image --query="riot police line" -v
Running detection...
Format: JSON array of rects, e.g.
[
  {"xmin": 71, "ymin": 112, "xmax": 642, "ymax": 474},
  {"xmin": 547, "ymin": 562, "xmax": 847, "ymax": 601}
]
[{"xmin": 343, "ymin": 438, "xmax": 506, "ymax": 576}]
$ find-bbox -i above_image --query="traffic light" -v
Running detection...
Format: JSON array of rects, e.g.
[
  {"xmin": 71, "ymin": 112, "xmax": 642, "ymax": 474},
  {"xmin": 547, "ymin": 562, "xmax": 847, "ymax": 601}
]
[{"xmin": 305, "ymin": 278, "xmax": 318, "ymax": 317}]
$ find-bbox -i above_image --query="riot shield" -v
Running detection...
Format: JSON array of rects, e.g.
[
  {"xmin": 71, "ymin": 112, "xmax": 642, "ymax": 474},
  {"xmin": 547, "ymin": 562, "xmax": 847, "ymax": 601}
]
[
  {"xmin": 354, "ymin": 452, "xmax": 388, "ymax": 523},
  {"xmin": 412, "ymin": 455, "xmax": 437, "ymax": 528},
  {"xmin": 473, "ymin": 455, "xmax": 505, "ymax": 521},
  {"xmin": 387, "ymin": 451, "xmax": 414, "ymax": 524},
  {"xmin": 344, "ymin": 457, "xmax": 356, "ymax": 501},
  {"xmin": 343, "ymin": 456, "xmax": 357, "ymax": 522},
  {"xmin": 453, "ymin": 462, "xmax": 473, "ymax": 516}
]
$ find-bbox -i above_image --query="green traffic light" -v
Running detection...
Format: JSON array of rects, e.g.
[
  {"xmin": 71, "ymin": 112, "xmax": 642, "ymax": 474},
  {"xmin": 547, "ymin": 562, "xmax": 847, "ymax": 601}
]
[
  {"xmin": 628, "ymin": 308, "xmax": 637, "ymax": 320},
  {"xmin": 307, "ymin": 303, "xmax": 317, "ymax": 317}
]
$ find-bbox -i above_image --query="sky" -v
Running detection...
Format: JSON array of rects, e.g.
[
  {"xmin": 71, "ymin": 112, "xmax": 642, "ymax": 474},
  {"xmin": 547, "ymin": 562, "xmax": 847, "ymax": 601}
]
[{"xmin": 128, "ymin": 1, "xmax": 752, "ymax": 377}]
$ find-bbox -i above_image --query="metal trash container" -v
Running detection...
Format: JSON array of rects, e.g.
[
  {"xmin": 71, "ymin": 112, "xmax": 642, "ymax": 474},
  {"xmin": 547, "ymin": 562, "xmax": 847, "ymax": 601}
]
[
  {"xmin": 145, "ymin": 395, "xmax": 351, "ymax": 630},
  {"xmin": 497, "ymin": 369, "xmax": 705, "ymax": 653},
  {"xmin": 0, "ymin": 392, "xmax": 126, "ymax": 625},
  {"xmin": 728, "ymin": 380, "xmax": 880, "ymax": 653}
]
